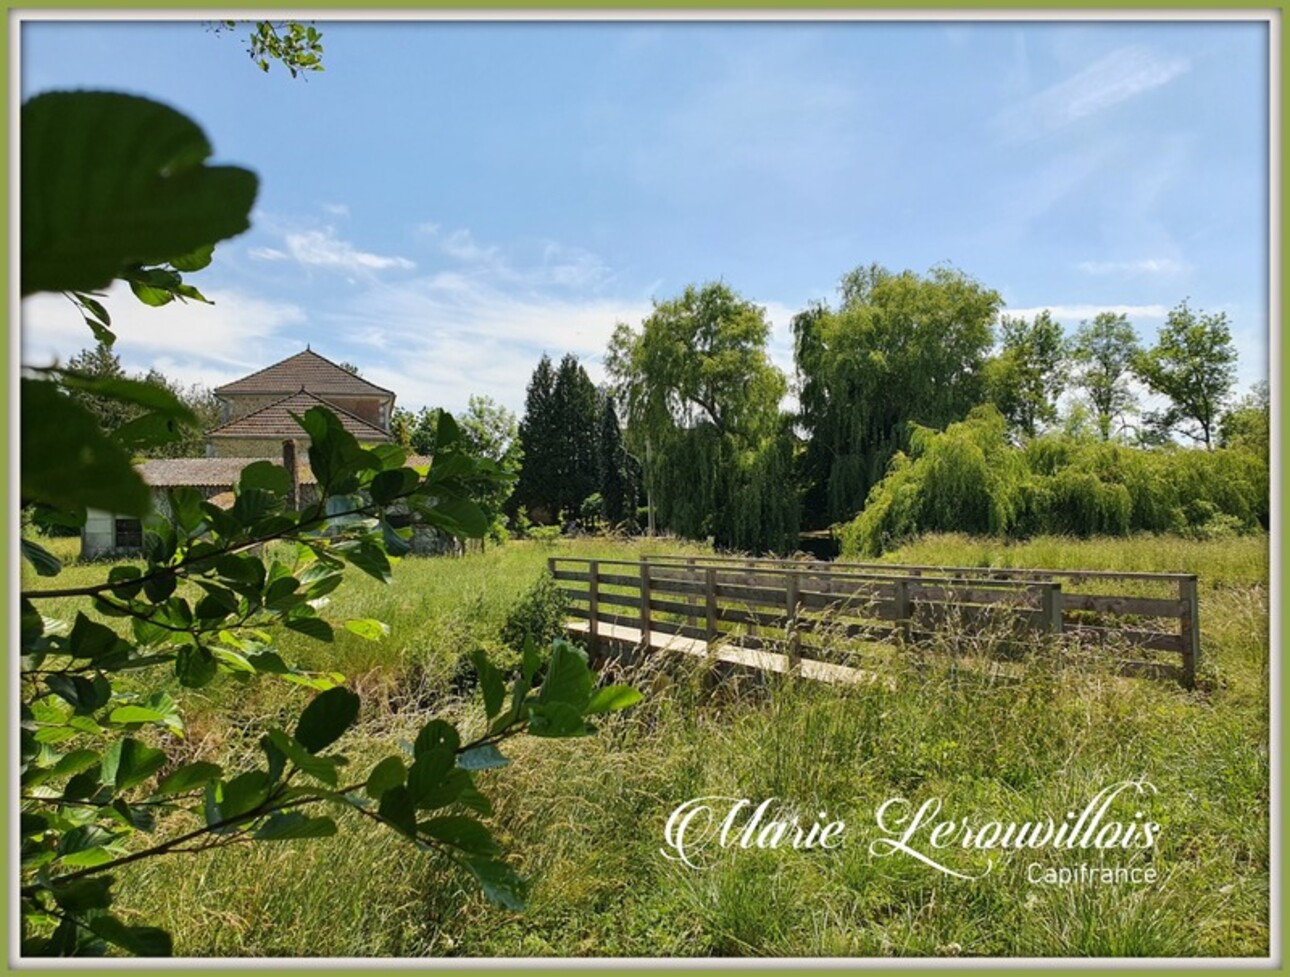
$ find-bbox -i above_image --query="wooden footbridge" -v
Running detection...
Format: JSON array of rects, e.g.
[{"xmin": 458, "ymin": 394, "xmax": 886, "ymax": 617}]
[{"xmin": 550, "ymin": 554, "xmax": 1201, "ymax": 688}]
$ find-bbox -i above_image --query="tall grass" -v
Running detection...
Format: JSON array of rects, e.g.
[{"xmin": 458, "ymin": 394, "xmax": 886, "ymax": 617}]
[{"xmin": 23, "ymin": 534, "xmax": 1269, "ymax": 957}]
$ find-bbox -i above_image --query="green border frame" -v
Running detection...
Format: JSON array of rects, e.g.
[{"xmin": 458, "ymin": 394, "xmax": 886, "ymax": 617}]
[{"xmin": 4, "ymin": 4, "xmax": 1283, "ymax": 975}]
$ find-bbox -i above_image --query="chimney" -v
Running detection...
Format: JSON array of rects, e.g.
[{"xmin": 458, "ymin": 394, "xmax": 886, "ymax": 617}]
[{"xmin": 282, "ymin": 439, "xmax": 299, "ymax": 510}]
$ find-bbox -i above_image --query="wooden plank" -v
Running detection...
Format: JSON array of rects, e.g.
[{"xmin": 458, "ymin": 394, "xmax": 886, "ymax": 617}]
[
  {"xmin": 597, "ymin": 591, "xmax": 643, "ymax": 611},
  {"xmin": 908, "ymin": 584, "xmax": 1042, "ymax": 606},
  {"xmin": 1061, "ymin": 594, "xmax": 1186, "ymax": 617},
  {"xmin": 1063, "ymin": 624, "xmax": 1185, "ymax": 653},
  {"xmin": 551, "ymin": 569, "xmax": 590, "ymax": 582}
]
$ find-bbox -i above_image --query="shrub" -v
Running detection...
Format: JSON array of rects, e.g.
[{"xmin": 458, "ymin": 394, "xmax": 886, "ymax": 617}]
[
  {"xmin": 499, "ymin": 571, "xmax": 570, "ymax": 651},
  {"xmin": 839, "ymin": 405, "xmax": 1270, "ymax": 555}
]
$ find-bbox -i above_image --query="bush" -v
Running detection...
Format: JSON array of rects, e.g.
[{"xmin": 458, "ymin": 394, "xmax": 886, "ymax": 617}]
[
  {"xmin": 499, "ymin": 571, "xmax": 569, "ymax": 651},
  {"xmin": 839, "ymin": 405, "xmax": 1270, "ymax": 555}
]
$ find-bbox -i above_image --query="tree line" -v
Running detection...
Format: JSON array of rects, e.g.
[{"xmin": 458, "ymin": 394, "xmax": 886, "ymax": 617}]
[{"xmin": 511, "ymin": 263, "xmax": 1267, "ymax": 553}]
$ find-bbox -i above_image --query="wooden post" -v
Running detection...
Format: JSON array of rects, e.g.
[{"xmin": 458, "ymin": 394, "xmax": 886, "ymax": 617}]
[
  {"xmin": 1039, "ymin": 583, "xmax": 1063, "ymax": 635},
  {"xmin": 892, "ymin": 578, "xmax": 911, "ymax": 644},
  {"xmin": 705, "ymin": 566, "xmax": 718, "ymax": 651},
  {"xmin": 686, "ymin": 556, "xmax": 698, "ymax": 629},
  {"xmin": 588, "ymin": 560, "xmax": 600, "ymax": 655},
  {"xmin": 640, "ymin": 559, "xmax": 652, "ymax": 649},
  {"xmin": 1179, "ymin": 575, "xmax": 1200, "ymax": 688},
  {"xmin": 786, "ymin": 571, "xmax": 801, "ymax": 672}
]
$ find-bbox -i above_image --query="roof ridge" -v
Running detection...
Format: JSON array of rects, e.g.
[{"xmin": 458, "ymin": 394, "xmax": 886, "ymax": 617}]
[
  {"xmin": 213, "ymin": 348, "xmax": 396, "ymax": 398},
  {"xmin": 207, "ymin": 389, "xmax": 389, "ymax": 440}
]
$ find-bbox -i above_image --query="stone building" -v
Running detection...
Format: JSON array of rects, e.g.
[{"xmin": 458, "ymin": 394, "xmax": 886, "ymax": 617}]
[{"xmin": 81, "ymin": 348, "xmax": 429, "ymax": 558}]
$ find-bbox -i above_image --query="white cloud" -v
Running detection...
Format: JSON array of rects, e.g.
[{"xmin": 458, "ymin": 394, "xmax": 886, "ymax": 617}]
[
  {"xmin": 1077, "ymin": 258, "xmax": 1188, "ymax": 277},
  {"xmin": 995, "ymin": 45, "xmax": 1190, "ymax": 142},
  {"xmin": 248, "ymin": 246, "xmax": 288, "ymax": 261},
  {"xmin": 418, "ymin": 223, "xmax": 615, "ymax": 291},
  {"xmin": 1002, "ymin": 303, "xmax": 1168, "ymax": 323},
  {"xmin": 20, "ymin": 284, "xmax": 308, "ymax": 377},
  {"xmin": 281, "ymin": 227, "xmax": 415, "ymax": 273},
  {"xmin": 321, "ymin": 202, "xmax": 350, "ymax": 218}
]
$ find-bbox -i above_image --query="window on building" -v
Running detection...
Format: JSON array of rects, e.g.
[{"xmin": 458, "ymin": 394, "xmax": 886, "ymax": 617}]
[{"xmin": 114, "ymin": 518, "xmax": 143, "ymax": 550}]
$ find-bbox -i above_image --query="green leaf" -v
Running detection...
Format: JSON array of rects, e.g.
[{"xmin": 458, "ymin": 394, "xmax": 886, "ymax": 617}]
[
  {"xmin": 168, "ymin": 242, "xmax": 215, "ymax": 272},
  {"xmin": 88, "ymin": 914, "xmax": 173, "ymax": 957},
  {"xmin": 238, "ymin": 459, "xmax": 291, "ymax": 496},
  {"xmin": 294, "ymin": 686, "xmax": 361, "ymax": 753},
  {"xmin": 527, "ymin": 702, "xmax": 592, "ymax": 739},
  {"xmin": 108, "ymin": 705, "xmax": 169, "ymax": 725},
  {"xmin": 265, "ymin": 729, "xmax": 340, "ymax": 787},
  {"xmin": 175, "ymin": 645, "xmax": 218, "ymax": 689},
  {"xmin": 215, "ymin": 770, "xmax": 270, "ymax": 821},
  {"xmin": 364, "ymin": 755, "xmax": 407, "ymax": 800},
  {"xmin": 46, "ymin": 673, "xmax": 110, "ymax": 714},
  {"xmin": 456, "ymin": 744, "xmax": 510, "ymax": 771},
  {"xmin": 419, "ymin": 815, "xmax": 500, "ymax": 856},
  {"xmin": 285, "ymin": 615, "xmax": 334, "ymax": 642},
  {"xmin": 586, "ymin": 684, "xmax": 643, "ymax": 714},
  {"xmin": 155, "ymin": 761, "xmax": 223, "ymax": 796},
  {"xmin": 413, "ymin": 719, "xmax": 460, "ymax": 757},
  {"xmin": 51, "ymin": 875, "xmax": 114, "ymax": 913},
  {"xmin": 537, "ymin": 639, "xmax": 594, "ymax": 711},
  {"xmin": 370, "ymin": 467, "xmax": 420, "ymax": 504},
  {"xmin": 464, "ymin": 857, "xmax": 527, "ymax": 911},
  {"xmin": 470, "ymin": 650, "xmax": 506, "ymax": 719},
  {"xmin": 111, "ymin": 411, "xmax": 187, "ymax": 451},
  {"xmin": 377, "ymin": 785, "xmax": 417, "ymax": 838},
  {"xmin": 21, "ymin": 380, "xmax": 150, "ymax": 517},
  {"xmin": 344, "ymin": 618, "xmax": 390, "ymax": 642},
  {"xmin": 53, "ymin": 370, "xmax": 195, "ymax": 419},
  {"xmin": 406, "ymin": 750, "xmax": 455, "ymax": 808},
  {"xmin": 253, "ymin": 812, "xmax": 337, "ymax": 841},
  {"xmin": 337, "ymin": 539, "xmax": 392, "ymax": 584},
  {"xmin": 20, "ymin": 538, "xmax": 61, "ymax": 577},
  {"xmin": 21, "ymin": 90, "xmax": 258, "ymax": 297},
  {"xmin": 100, "ymin": 737, "xmax": 167, "ymax": 791}
]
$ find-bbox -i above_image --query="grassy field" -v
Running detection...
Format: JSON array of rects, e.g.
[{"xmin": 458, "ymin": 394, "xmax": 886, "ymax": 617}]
[{"xmin": 23, "ymin": 532, "xmax": 1270, "ymax": 957}]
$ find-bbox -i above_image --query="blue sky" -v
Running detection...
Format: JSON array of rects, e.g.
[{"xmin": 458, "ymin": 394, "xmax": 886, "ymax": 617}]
[{"xmin": 20, "ymin": 17, "xmax": 1270, "ymax": 416}]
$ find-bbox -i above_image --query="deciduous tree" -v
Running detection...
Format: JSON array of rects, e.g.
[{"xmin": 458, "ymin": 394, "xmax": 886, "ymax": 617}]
[{"xmin": 1135, "ymin": 300, "xmax": 1238, "ymax": 450}]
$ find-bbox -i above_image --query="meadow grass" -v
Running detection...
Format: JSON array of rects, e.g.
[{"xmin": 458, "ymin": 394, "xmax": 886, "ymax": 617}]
[{"xmin": 22, "ymin": 533, "xmax": 1270, "ymax": 957}]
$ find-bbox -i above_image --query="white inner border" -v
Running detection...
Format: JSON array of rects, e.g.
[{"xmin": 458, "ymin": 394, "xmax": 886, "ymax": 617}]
[{"xmin": 8, "ymin": 7, "xmax": 1282, "ymax": 971}]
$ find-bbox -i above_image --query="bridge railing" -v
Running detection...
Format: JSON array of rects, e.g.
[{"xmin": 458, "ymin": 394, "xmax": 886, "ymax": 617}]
[{"xmin": 548, "ymin": 554, "xmax": 1200, "ymax": 687}]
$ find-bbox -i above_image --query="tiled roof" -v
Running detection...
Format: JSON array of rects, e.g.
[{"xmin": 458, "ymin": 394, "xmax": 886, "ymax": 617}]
[
  {"xmin": 214, "ymin": 349, "xmax": 395, "ymax": 398},
  {"xmin": 137, "ymin": 454, "xmax": 432, "ymax": 489},
  {"xmin": 208, "ymin": 390, "xmax": 392, "ymax": 443}
]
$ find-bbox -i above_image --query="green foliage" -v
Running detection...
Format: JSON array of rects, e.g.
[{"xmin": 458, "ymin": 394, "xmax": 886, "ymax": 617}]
[
  {"xmin": 1068, "ymin": 312, "xmax": 1141, "ymax": 442},
  {"xmin": 839, "ymin": 405, "xmax": 1269, "ymax": 555},
  {"xmin": 457, "ymin": 395, "xmax": 523, "ymax": 539},
  {"xmin": 19, "ymin": 88, "xmax": 640, "ymax": 957},
  {"xmin": 1219, "ymin": 381, "xmax": 1270, "ymax": 458},
  {"xmin": 1135, "ymin": 300, "xmax": 1238, "ymax": 449},
  {"xmin": 983, "ymin": 310, "xmax": 1066, "ymax": 438},
  {"xmin": 499, "ymin": 572, "xmax": 570, "ymax": 652},
  {"xmin": 607, "ymin": 281, "xmax": 798, "ymax": 552},
  {"xmin": 21, "ymin": 91, "xmax": 257, "ymax": 299},
  {"xmin": 217, "ymin": 21, "xmax": 325, "ymax": 78},
  {"xmin": 793, "ymin": 263, "xmax": 1002, "ymax": 525},
  {"xmin": 512, "ymin": 355, "xmax": 601, "ymax": 524}
]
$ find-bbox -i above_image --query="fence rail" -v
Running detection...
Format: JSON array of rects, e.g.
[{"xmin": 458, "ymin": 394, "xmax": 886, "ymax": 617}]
[{"xmin": 549, "ymin": 554, "xmax": 1200, "ymax": 688}]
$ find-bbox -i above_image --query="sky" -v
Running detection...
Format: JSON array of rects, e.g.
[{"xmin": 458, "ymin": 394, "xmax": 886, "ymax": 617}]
[{"xmin": 19, "ymin": 16, "xmax": 1270, "ymax": 417}]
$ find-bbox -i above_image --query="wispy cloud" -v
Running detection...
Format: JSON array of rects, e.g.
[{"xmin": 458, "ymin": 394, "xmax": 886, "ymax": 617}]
[
  {"xmin": 418, "ymin": 223, "xmax": 615, "ymax": 291},
  {"xmin": 1003, "ymin": 303, "xmax": 1168, "ymax": 323},
  {"xmin": 21, "ymin": 285, "xmax": 308, "ymax": 378},
  {"xmin": 995, "ymin": 45, "xmax": 1190, "ymax": 142},
  {"xmin": 321, "ymin": 202, "xmax": 350, "ymax": 218},
  {"xmin": 1077, "ymin": 258, "xmax": 1188, "ymax": 277},
  {"xmin": 250, "ymin": 223, "xmax": 415, "ymax": 275}
]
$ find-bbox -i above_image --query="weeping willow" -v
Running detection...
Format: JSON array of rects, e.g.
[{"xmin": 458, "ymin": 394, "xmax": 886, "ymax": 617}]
[
  {"xmin": 651, "ymin": 422, "xmax": 799, "ymax": 554},
  {"xmin": 839, "ymin": 405, "xmax": 1269, "ymax": 556}
]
